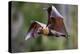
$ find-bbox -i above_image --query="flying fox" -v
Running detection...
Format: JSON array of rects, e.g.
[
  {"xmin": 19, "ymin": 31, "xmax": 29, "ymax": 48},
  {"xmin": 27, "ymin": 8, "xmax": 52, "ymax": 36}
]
[{"xmin": 25, "ymin": 6, "xmax": 68, "ymax": 40}]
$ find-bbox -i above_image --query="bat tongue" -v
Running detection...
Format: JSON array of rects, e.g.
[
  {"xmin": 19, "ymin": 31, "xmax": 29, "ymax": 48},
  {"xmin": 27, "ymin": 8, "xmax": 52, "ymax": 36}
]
[{"xmin": 50, "ymin": 6, "xmax": 64, "ymax": 18}]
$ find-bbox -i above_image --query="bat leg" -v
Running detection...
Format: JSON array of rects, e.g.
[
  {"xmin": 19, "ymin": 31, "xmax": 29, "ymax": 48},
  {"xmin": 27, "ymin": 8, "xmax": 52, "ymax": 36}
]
[
  {"xmin": 61, "ymin": 34, "xmax": 66, "ymax": 37},
  {"xmin": 60, "ymin": 34, "xmax": 69, "ymax": 39},
  {"xmin": 56, "ymin": 34, "xmax": 68, "ymax": 38},
  {"xmin": 55, "ymin": 35, "xmax": 60, "ymax": 37},
  {"xmin": 61, "ymin": 35, "xmax": 65, "ymax": 37}
]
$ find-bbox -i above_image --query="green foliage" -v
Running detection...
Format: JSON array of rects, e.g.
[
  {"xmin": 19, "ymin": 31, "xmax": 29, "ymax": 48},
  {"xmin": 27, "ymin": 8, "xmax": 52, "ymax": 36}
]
[{"xmin": 11, "ymin": 2, "xmax": 78, "ymax": 52}]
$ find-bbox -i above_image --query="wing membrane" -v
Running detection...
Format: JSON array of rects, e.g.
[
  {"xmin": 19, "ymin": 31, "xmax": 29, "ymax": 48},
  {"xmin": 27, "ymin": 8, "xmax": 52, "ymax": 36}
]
[{"xmin": 25, "ymin": 21, "xmax": 46, "ymax": 40}]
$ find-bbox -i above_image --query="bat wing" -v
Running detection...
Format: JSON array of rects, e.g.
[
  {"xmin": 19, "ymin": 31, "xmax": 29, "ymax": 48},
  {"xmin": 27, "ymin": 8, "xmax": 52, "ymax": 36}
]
[
  {"xmin": 25, "ymin": 21, "xmax": 46, "ymax": 40},
  {"xmin": 47, "ymin": 6, "xmax": 68, "ymax": 37},
  {"xmin": 47, "ymin": 17, "xmax": 66, "ymax": 33}
]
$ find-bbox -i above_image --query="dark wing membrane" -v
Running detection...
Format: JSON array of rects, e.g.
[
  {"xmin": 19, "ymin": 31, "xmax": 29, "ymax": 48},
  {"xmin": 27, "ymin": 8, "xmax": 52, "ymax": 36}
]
[
  {"xmin": 46, "ymin": 6, "xmax": 68, "ymax": 38},
  {"xmin": 47, "ymin": 17, "xmax": 68, "ymax": 36},
  {"xmin": 47, "ymin": 17, "xmax": 55, "ymax": 29},
  {"xmin": 25, "ymin": 21, "xmax": 42, "ymax": 40}
]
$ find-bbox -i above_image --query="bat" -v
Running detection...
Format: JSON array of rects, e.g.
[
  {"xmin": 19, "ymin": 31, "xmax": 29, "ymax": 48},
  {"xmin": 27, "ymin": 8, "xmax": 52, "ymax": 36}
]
[{"xmin": 25, "ymin": 6, "xmax": 68, "ymax": 40}]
